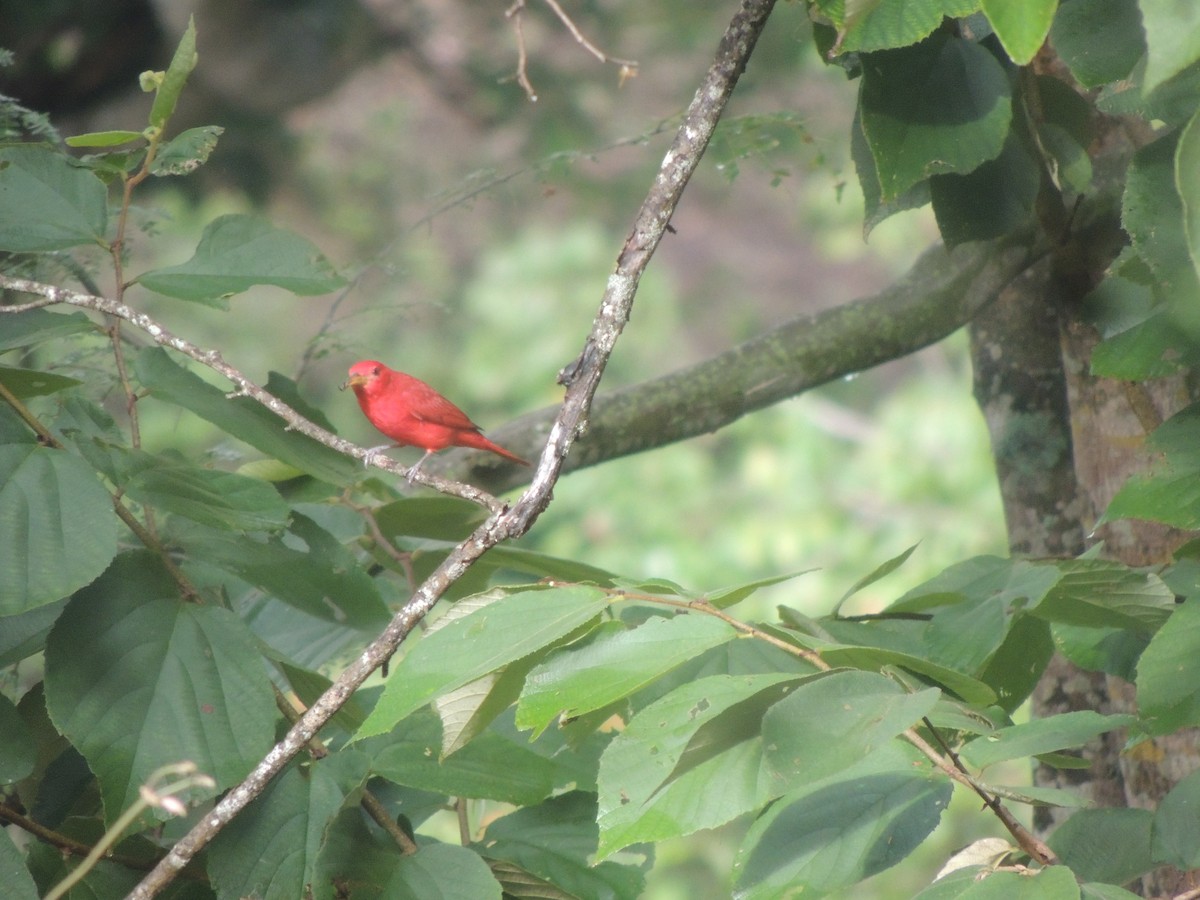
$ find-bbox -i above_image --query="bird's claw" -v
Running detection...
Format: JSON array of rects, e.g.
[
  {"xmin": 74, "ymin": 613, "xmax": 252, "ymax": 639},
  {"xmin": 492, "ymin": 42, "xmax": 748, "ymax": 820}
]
[{"xmin": 362, "ymin": 445, "xmax": 391, "ymax": 469}]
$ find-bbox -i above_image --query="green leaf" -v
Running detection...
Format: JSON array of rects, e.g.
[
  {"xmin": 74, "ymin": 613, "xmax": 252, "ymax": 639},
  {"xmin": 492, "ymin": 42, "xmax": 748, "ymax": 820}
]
[
  {"xmin": 134, "ymin": 347, "xmax": 358, "ymax": 485},
  {"xmin": 516, "ymin": 613, "xmax": 735, "ymax": 733},
  {"xmin": 851, "ymin": 105, "xmax": 932, "ymax": 237},
  {"xmin": 43, "ymin": 552, "xmax": 277, "ymax": 825},
  {"xmin": 0, "ymin": 693, "xmax": 34, "ymax": 784},
  {"xmin": 1091, "ymin": 307, "xmax": 1200, "ymax": 380},
  {"xmin": 835, "ymin": 0, "xmax": 979, "ymax": 54},
  {"xmin": 383, "ymin": 842, "xmax": 502, "ymax": 900},
  {"xmin": 1104, "ymin": 405, "xmax": 1200, "ymax": 528},
  {"xmin": 917, "ymin": 864, "xmax": 1083, "ymax": 898},
  {"xmin": 174, "ymin": 514, "xmax": 389, "ymax": 628},
  {"xmin": 930, "ymin": 131, "xmax": 1039, "ymax": 245},
  {"xmin": 0, "ymin": 144, "xmax": 108, "ymax": 251},
  {"xmin": 1140, "ymin": 0, "xmax": 1200, "ymax": 95},
  {"xmin": 1179, "ymin": 109, "xmax": 1200, "ymax": 285},
  {"xmin": 0, "ymin": 310, "xmax": 95, "ymax": 353},
  {"xmin": 0, "ymin": 365, "xmax": 82, "ymax": 398},
  {"xmin": 981, "ymin": 0, "xmax": 1056, "ymax": 65},
  {"xmin": 355, "ymin": 586, "xmax": 610, "ymax": 741},
  {"xmin": 124, "ymin": 464, "xmax": 291, "ymax": 532},
  {"xmin": 1047, "ymin": 808, "xmax": 1155, "ymax": 884},
  {"xmin": 135, "ymin": 213, "xmax": 346, "ymax": 304},
  {"xmin": 0, "ymin": 600, "xmax": 66, "ymax": 667},
  {"xmin": 1124, "ymin": 132, "xmax": 1200, "ymax": 300},
  {"xmin": 733, "ymin": 744, "xmax": 950, "ymax": 897},
  {"xmin": 708, "ymin": 569, "xmax": 815, "ymax": 610},
  {"xmin": 760, "ymin": 671, "xmax": 939, "ymax": 786},
  {"xmin": 64, "ymin": 130, "xmax": 144, "ymax": 148},
  {"xmin": 959, "ymin": 711, "xmax": 1137, "ymax": 769},
  {"xmin": 1136, "ymin": 596, "xmax": 1200, "ymax": 734},
  {"xmin": 0, "ymin": 444, "xmax": 118, "ymax": 614},
  {"xmin": 1152, "ymin": 767, "xmax": 1200, "ymax": 867},
  {"xmin": 597, "ymin": 673, "xmax": 805, "ymax": 857},
  {"xmin": 0, "ymin": 827, "xmax": 39, "ymax": 900},
  {"xmin": 148, "ymin": 16, "xmax": 197, "ymax": 130},
  {"xmin": 1028, "ymin": 560, "xmax": 1176, "ymax": 631},
  {"xmin": 819, "ymin": 645, "xmax": 997, "ymax": 706},
  {"xmin": 480, "ymin": 792, "xmax": 647, "ymax": 900},
  {"xmin": 208, "ymin": 750, "xmax": 370, "ymax": 900},
  {"xmin": 860, "ymin": 34, "xmax": 1012, "ymax": 201},
  {"xmin": 149, "ymin": 125, "xmax": 223, "ymax": 176},
  {"xmin": 1050, "ymin": 0, "xmax": 1144, "ymax": 88},
  {"xmin": 833, "ymin": 543, "xmax": 918, "ymax": 615},
  {"xmin": 371, "ymin": 708, "xmax": 556, "ymax": 805}
]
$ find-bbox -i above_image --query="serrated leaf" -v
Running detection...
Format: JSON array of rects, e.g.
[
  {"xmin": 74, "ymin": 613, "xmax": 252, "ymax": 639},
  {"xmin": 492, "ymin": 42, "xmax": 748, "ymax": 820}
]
[
  {"xmin": 959, "ymin": 711, "xmax": 1137, "ymax": 769},
  {"xmin": 1028, "ymin": 560, "xmax": 1176, "ymax": 630},
  {"xmin": 135, "ymin": 213, "xmax": 345, "ymax": 304},
  {"xmin": 134, "ymin": 346, "xmax": 357, "ymax": 485},
  {"xmin": 760, "ymin": 671, "xmax": 939, "ymax": 786},
  {"xmin": 124, "ymin": 464, "xmax": 291, "ymax": 531},
  {"xmin": 0, "ymin": 828, "xmax": 39, "ymax": 900},
  {"xmin": 819, "ymin": 645, "xmax": 997, "ymax": 706},
  {"xmin": 0, "ymin": 144, "xmax": 108, "ymax": 251},
  {"xmin": 733, "ymin": 745, "xmax": 950, "ymax": 897},
  {"xmin": 1140, "ymin": 0, "xmax": 1200, "ymax": 95},
  {"xmin": 0, "ymin": 693, "xmax": 34, "ymax": 784},
  {"xmin": 930, "ymin": 131, "xmax": 1039, "ymax": 245},
  {"xmin": 1124, "ymin": 132, "xmax": 1200, "ymax": 300},
  {"xmin": 860, "ymin": 34, "xmax": 1012, "ymax": 201},
  {"xmin": 372, "ymin": 708, "xmax": 555, "ymax": 805},
  {"xmin": 150, "ymin": 125, "xmax": 223, "ymax": 176},
  {"xmin": 1152, "ymin": 768, "xmax": 1200, "ymax": 867},
  {"xmin": 381, "ymin": 842, "xmax": 502, "ymax": 900},
  {"xmin": 1136, "ymin": 596, "xmax": 1200, "ymax": 734},
  {"xmin": 597, "ymin": 673, "xmax": 808, "ymax": 857},
  {"xmin": 174, "ymin": 514, "xmax": 389, "ymax": 628},
  {"xmin": 355, "ymin": 586, "xmax": 609, "ymax": 741},
  {"xmin": 1050, "ymin": 0, "xmax": 1144, "ymax": 88},
  {"xmin": 0, "ymin": 444, "xmax": 118, "ymax": 614},
  {"xmin": 43, "ymin": 552, "xmax": 277, "ymax": 824},
  {"xmin": 1047, "ymin": 808, "xmax": 1155, "ymax": 884},
  {"xmin": 481, "ymin": 792, "xmax": 647, "ymax": 900},
  {"xmin": 208, "ymin": 750, "xmax": 370, "ymax": 900},
  {"xmin": 516, "ymin": 613, "xmax": 736, "ymax": 733}
]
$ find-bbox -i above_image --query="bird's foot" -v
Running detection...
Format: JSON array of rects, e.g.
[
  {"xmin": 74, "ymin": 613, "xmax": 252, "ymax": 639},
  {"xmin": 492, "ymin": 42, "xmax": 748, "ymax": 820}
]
[
  {"xmin": 362, "ymin": 445, "xmax": 392, "ymax": 469},
  {"xmin": 405, "ymin": 450, "xmax": 435, "ymax": 485}
]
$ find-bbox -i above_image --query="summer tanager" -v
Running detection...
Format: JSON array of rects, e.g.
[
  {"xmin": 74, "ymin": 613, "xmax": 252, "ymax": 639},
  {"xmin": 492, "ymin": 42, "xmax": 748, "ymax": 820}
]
[{"xmin": 341, "ymin": 360, "xmax": 529, "ymax": 482}]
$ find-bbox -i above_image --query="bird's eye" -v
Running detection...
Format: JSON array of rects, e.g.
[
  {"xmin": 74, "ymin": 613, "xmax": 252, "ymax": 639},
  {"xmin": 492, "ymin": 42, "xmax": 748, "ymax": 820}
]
[{"xmin": 371, "ymin": 366, "xmax": 380, "ymax": 376}]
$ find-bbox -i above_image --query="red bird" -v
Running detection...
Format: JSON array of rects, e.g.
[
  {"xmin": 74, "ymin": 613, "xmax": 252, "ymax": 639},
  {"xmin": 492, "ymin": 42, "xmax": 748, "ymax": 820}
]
[{"xmin": 341, "ymin": 360, "xmax": 528, "ymax": 482}]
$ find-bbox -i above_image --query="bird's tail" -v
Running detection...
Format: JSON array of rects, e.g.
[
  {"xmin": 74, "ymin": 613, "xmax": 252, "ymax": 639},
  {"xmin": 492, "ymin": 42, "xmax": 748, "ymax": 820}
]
[{"xmin": 464, "ymin": 432, "xmax": 530, "ymax": 466}]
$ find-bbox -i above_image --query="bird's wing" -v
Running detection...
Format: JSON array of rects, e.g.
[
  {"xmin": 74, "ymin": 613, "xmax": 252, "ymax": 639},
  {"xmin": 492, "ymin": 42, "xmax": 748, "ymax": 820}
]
[{"xmin": 401, "ymin": 380, "xmax": 482, "ymax": 432}]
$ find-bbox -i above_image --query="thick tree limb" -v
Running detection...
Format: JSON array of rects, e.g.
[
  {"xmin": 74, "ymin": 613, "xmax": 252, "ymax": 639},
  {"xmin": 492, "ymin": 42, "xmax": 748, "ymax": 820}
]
[{"xmin": 443, "ymin": 229, "xmax": 1042, "ymax": 492}]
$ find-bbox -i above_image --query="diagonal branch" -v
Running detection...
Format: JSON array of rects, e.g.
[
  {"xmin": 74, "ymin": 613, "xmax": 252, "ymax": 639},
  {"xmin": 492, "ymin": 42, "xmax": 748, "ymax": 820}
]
[{"xmin": 118, "ymin": 1, "xmax": 779, "ymax": 895}]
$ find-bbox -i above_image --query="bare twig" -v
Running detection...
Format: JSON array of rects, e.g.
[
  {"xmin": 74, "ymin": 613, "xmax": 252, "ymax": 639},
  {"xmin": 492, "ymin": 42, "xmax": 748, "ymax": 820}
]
[
  {"xmin": 0, "ymin": 278, "xmax": 509, "ymax": 512},
  {"xmin": 116, "ymin": 2, "xmax": 778, "ymax": 895},
  {"xmin": 505, "ymin": 0, "xmax": 639, "ymax": 101}
]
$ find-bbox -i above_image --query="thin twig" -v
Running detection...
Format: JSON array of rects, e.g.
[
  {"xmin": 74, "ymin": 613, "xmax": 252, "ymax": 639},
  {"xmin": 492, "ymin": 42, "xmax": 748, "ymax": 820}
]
[
  {"xmin": 0, "ymin": 277, "xmax": 508, "ymax": 512},
  {"xmin": 541, "ymin": 0, "xmax": 638, "ymax": 68}
]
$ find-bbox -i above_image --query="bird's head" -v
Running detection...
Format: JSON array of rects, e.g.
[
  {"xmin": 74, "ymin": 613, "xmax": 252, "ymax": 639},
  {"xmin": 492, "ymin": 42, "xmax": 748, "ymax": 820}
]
[{"xmin": 340, "ymin": 360, "xmax": 386, "ymax": 393}]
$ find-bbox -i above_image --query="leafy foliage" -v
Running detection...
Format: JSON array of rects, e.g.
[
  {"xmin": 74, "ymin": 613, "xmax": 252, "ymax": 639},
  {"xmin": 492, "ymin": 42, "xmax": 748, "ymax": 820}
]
[{"xmin": 1, "ymin": 3, "xmax": 1200, "ymax": 899}]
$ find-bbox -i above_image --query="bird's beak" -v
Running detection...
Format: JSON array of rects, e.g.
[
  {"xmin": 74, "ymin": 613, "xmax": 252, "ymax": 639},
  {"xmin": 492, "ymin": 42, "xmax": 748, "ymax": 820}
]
[{"xmin": 340, "ymin": 374, "xmax": 367, "ymax": 392}]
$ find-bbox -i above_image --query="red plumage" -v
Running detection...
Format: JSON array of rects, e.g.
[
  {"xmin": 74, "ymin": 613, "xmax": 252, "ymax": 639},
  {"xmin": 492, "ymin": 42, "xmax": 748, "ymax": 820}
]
[{"xmin": 341, "ymin": 360, "xmax": 528, "ymax": 480}]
